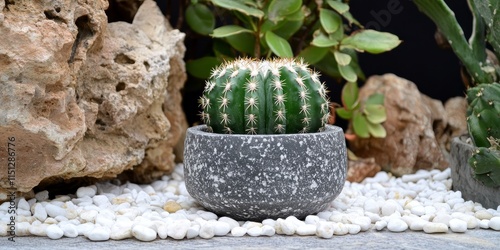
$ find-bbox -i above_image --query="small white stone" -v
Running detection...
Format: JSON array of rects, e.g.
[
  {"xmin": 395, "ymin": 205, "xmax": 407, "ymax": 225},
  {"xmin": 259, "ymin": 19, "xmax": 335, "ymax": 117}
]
[
  {"xmin": 387, "ymin": 219, "xmax": 408, "ymax": 232},
  {"xmin": 296, "ymin": 224, "xmax": 316, "ymax": 236},
  {"xmin": 364, "ymin": 199, "xmax": 380, "ymax": 214},
  {"xmin": 316, "ymin": 221, "xmax": 334, "ymax": 238},
  {"xmin": 402, "ymin": 172, "xmax": 431, "ymax": 183},
  {"xmin": 451, "ymin": 213, "xmax": 477, "ymax": 229},
  {"xmin": 157, "ymin": 224, "xmax": 168, "ymax": 239},
  {"xmin": 46, "ymin": 224, "xmax": 64, "ymax": 239},
  {"xmin": 198, "ymin": 211, "xmax": 218, "ymax": 221},
  {"xmin": 86, "ymin": 227, "xmax": 110, "ymax": 241},
  {"xmin": 489, "ymin": 217, "xmax": 500, "ymax": 230},
  {"xmin": 446, "ymin": 198, "xmax": 464, "ymax": 208},
  {"xmin": 33, "ymin": 203, "xmax": 47, "ymax": 222},
  {"xmin": 186, "ymin": 224, "xmax": 200, "ymax": 239},
  {"xmin": 348, "ymin": 216, "xmax": 371, "ymax": 231},
  {"xmin": 432, "ymin": 168, "xmax": 450, "ymax": 181},
  {"xmin": 432, "ymin": 213, "xmax": 452, "ymax": 226},
  {"xmin": 262, "ymin": 219, "xmax": 276, "ymax": 227},
  {"xmin": 261, "ymin": 225, "xmax": 275, "ymax": 236},
  {"xmin": 423, "ymin": 222, "xmax": 448, "ymax": 233},
  {"xmin": 375, "ymin": 220, "xmax": 387, "ymax": 231},
  {"xmin": 231, "ymin": 227, "xmax": 247, "ymax": 237},
  {"xmin": 213, "ymin": 221, "xmax": 231, "ymax": 236},
  {"xmin": 76, "ymin": 186, "xmax": 97, "ymax": 198},
  {"xmin": 16, "ymin": 221, "xmax": 31, "ymax": 236},
  {"xmin": 29, "ymin": 224, "xmax": 48, "ymax": 236},
  {"xmin": 132, "ymin": 225, "xmax": 157, "ymax": 241},
  {"xmin": 167, "ymin": 219, "xmax": 190, "ymax": 239},
  {"xmin": 305, "ymin": 215, "xmax": 320, "ymax": 225},
  {"xmin": 218, "ymin": 217, "xmax": 239, "ymax": 229},
  {"xmin": 199, "ymin": 223, "xmax": 215, "ymax": 239},
  {"xmin": 35, "ymin": 190, "xmax": 49, "ymax": 201},
  {"xmin": 17, "ymin": 198, "xmax": 30, "ymax": 211},
  {"xmin": 479, "ymin": 219, "xmax": 490, "ymax": 229},
  {"xmin": 45, "ymin": 204, "xmax": 66, "ymax": 218},
  {"xmin": 347, "ymin": 224, "xmax": 361, "ymax": 234},
  {"xmin": 80, "ymin": 210, "xmax": 98, "ymax": 223},
  {"xmin": 449, "ymin": 218, "xmax": 467, "ymax": 233},
  {"xmin": 410, "ymin": 206, "xmax": 426, "ymax": 216},
  {"xmin": 333, "ymin": 223, "xmax": 349, "ymax": 235},
  {"xmin": 76, "ymin": 223, "xmax": 95, "ymax": 236},
  {"xmin": 277, "ymin": 218, "xmax": 295, "ymax": 235},
  {"xmin": 316, "ymin": 211, "xmax": 332, "ymax": 220},
  {"xmin": 110, "ymin": 225, "xmax": 132, "ymax": 240},
  {"xmin": 382, "ymin": 200, "xmax": 400, "ymax": 216},
  {"xmin": 365, "ymin": 171, "xmax": 389, "ymax": 183},
  {"xmin": 475, "ymin": 210, "xmax": 493, "ymax": 220},
  {"xmin": 247, "ymin": 226, "xmax": 263, "ymax": 236},
  {"xmin": 92, "ymin": 195, "xmax": 110, "ymax": 207},
  {"xmin": 95, "ymin": 215, "xmax": 115, "ymax": 228}
]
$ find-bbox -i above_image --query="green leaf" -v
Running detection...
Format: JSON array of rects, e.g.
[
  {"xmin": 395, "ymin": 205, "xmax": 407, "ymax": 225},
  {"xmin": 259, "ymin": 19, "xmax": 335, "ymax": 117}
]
[
  {"xmin": 186, "ymin": 57, "xmax": 221, "ymax": 79},
  {"xmin": 265, "ymin": 31, "xmax": 293, "ymax": 58},
  {"xmin": 213, "ymin": 40, "xmax": 235, "ymax": 58},
  {"xmin": 326, "ymin": 0, "xmax": 349, "ymax": 14},
  {"xmin": 333, "ymin": 51, "xmax": 351, "ymax": 66},
  {"xmin": 298, "ymin": 46, "xmax": 329, "ymax": 64},
  {"xmin": 211, "ymin": 0, "xmax": 264, "ymax": 18},
  {"xmin": 268, "ymin": 0, "xmax": 302, "ymax": 21},
  {"xmin": 341, "ymin": 11, "xmax": 362, "ymax": 27},
  {"xmin": 364, "ymin": 104, "xmax": 387, "ymax": 124},
  {"xmin": 341, "ymin": 82, "xmax": 358, "ymax": 110},
  {"xmin": 311, "ymin": 30, "xmax": 339, "ymax": 47},
  {"xmin": 339, "ymin": 64, "xmax": 357, "ymax": 82},
  {"xmin": 274, "ymin": 20, "xmax": 304, "ymax": 39},
  {"xmin": 353, "ymin": 112, "xmax": 370, "ymax": 138},
  {"xmin": 341, "ymin": 30, "xmax": 401, "ymax": 54},
  {"xmin": 336, "ymin": 107, "xmax": 352, "ymax": 120},
  {"xmin": 313, "ymin": 53, "xmax": 341, "ymax": 78},
  {"xmin": 211, "ymin": 25, "xmax": 253, "ymax": 38},
  {"xmin": 225, "ymin": 32, "xmax": 256, "ymax": 55},
  {"xmin": 320, "ymin": 9, "xmax": 342, "ymax": 34},
  {"xmin": 186, "ymin": 3, "xmax": 215, "ymax": 35},
  {"xmin": 365, "ymin": 93, "xmax": 384, "ymax": 105},
  {"xmin": 367, "ymin": 122, "xmax": 387, "ymax": 138}
]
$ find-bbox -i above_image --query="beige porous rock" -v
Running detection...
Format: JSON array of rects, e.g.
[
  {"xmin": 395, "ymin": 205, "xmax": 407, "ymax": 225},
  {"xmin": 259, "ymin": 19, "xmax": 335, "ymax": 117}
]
[
  {"xmin": 347, "ymin": 157, "xmax": 382, "ymax": 183},
  {"xmin": 0, "ymin": 0, "xmax": 187, "ymax": 200},
  {"xmin": 348, "ymin": 74, "xmax": 448, "ymax": 176}
]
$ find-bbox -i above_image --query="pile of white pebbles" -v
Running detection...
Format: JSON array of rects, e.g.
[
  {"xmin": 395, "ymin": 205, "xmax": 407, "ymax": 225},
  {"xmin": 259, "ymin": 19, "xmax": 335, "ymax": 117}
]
[{"xmin": 1, "ymin": 164, "xmax": 499, "ymax": 241}]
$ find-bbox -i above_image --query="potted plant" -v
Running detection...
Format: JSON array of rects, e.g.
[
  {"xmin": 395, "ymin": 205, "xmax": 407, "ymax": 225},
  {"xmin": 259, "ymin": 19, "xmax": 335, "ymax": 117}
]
[
  {"xmin": 183, "ymin": 58, "xmax": 348, "ymax": 221},
  {"xmin": 414, "ymin": 0, "xmax": 500, "ymax": 208}
]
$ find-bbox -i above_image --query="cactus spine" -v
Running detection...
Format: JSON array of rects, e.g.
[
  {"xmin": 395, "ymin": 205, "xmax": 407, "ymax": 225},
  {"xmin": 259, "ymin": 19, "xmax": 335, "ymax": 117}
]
[
  {"xmin": 467, "ymin": 83, "xmax": 500, "ymax": 187},
  {"xmin": 199, "ymin": 58, "xmax": 330, "ymax": 134}
]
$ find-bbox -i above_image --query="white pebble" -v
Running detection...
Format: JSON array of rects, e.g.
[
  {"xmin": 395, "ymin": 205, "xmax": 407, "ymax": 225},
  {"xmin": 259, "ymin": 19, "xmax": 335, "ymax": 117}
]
[
  {"xmin": 432, "ymin": 168, "xmax": 450, "ymax": 181},
  {"xmin": 316, "ymin": 221, "xmax": 334, "ymax": 238},
  {"xmin": 35, "ymin": 191, "xmax": 49, "ymax": 201},
  {"xmin": 349, "ymin": 216, "xmax": 371, "ymax": 231},
  {"xmin": 305, "ymin": 215, "xmax": 320, "ymax": 225},
  {"xmin": 247, "ymin": 226, "xmax": 263, "ymax": 236},
  {"xmin": 213, "ymin": 221, "xmax": 231, "ymax": 236},
  {"xmin": 347, "ymin": 224, "xmax": 361, "ymax": 234},
  {"xmin": 29, "ymin": 224, "xmax": 48, "ymax": 236},
  {"xmin": 92, "ymin": 195, "xmax": 110, "ymax": 207},
  {"xmin": 186, "ymin": 224, "xmax": 200, "ymax": 239},
  {"xmin": 17, "ymin": 198, "xmax": 30, "ymax": 211},
  {"xmin": 402, "ymin": 172, "xmax": 431, "ymax": 183},
  {"xmin": 410, "ymin": 206, "xmax": 426, "ymax": 216},
  {"xmin": 333, "ymin": 223, "xmax": 349, "ymax": 235},
  {"xmin": 45, "ymin": 204, "xmax": 66, "ymax": 218},
  {"xmin": 198, "ymin": 211, "xmax": 218, "ymax": 221},
  {"xmin": 432, "ymin": 213, "xmax": 452, "ymax": 226},
  {"xmin": 199, "ymin": 223, "xmax": 215, "ymax": 239},
  {"xmin": 475, "ymin": 210, "xmax": 493, "ymax": 220},
  {"xmin": 261, "ymin": 225, "xmax": 275, "ymax": 236},
  {"xmin": 387, "ymin": 219, "xmax": 407, "ymax": 232},
  {"xmin": 449, "ymin": 218, "xmax": 467, "ymax": 233},
  {"xmin": 132, "ymin": 225, "xmax": 156, "ymax": 241},
  {"xmin": 409, "ymin": 218, "xmax": 428, "ymax": 231},
  {"xmin": 375, "ymin": 220, "xmax": 387, "ymax": 231},
  {"xmin": 489, "ymin": 217, "xmax": 500, "ymax": 230},
  {"xmin": 296, "ymin": 224, "xmax": 316, "ymax": 236},
  {"xmin": 382, "ymin": 200, "xmax": 399, "ymax": 216},
  {"xmin": 262, "ymin": 219, "xmax": 276, "ymax": 227},
  {"xmin": 423, "ymin": 222, "xmax": 448, "ymax": 233},
  {"xmin": 218, "ymin": 217, "xmax": 239, "ymax": 229},
  {"xmin": 364, "ymin": 199, "xmax": 380, "ymax": 214},
  {"xmin": 479, "ymin": 219, "xmax": 490, "ymax": 229},
  {"xmin": 33, "ymin": 203, "xmax": 47, "ymax": 222},
  {"xmin": 46, "ymin": 224, "xmax": 64, "ymax": 239},
  {"xmin": 76, "ymin": 223, "xmax": 95, "ymax": 236},
  {"xmin": 86, "ymin": 227, "xmax": 110, "ymax": 241},
  {"xmin": 76, "ymin": 186, "xmax": 97, "ymax": 198},
  {"xmin": 167, "ymin": 220, "xmax": 190, "ymax": 239},
  {"xmin": 276, "ymin": 218, "xmax": 295, "ymax": 235},
  {"xmin": 231, "ymin": 227, "xmax": 247, "ymax": 237}
]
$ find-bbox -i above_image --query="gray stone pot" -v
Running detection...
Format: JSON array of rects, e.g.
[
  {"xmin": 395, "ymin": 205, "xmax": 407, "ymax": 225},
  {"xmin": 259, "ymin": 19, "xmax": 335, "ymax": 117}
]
[
  {"xmin": 183, "ymin": 124, "xmax": 347, "ymax": 221},
  {"xmin": 450, "ymin": 136, "xmax": 500, "ymax": 209}
]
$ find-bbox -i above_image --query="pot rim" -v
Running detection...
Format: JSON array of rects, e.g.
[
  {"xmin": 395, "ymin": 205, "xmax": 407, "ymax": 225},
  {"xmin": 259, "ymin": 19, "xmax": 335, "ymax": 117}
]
[{"xmin": 187, "ymin": 124, "xmax": 343, "ymax": 138}]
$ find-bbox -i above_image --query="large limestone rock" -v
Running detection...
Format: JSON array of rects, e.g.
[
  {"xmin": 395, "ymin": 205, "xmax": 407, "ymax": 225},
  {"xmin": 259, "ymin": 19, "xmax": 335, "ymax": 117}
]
[
  {"xmin": 348, "ymin": 74, "xmax": 448, "ymax": 176},
  {"xmin": 0, "ymin": 0, "xmax": 187, "ymax": 200}
]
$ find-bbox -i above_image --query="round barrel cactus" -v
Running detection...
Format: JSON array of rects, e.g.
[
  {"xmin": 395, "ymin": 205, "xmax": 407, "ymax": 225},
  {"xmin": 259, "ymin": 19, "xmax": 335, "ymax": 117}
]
[{"xmin": 199, "ymin": 58, "xmax": 330, "ymax": 134}]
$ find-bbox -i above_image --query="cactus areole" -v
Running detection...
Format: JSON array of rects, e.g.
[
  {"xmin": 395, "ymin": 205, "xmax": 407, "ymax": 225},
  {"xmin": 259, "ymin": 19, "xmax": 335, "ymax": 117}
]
[{"xmin": 199, "ymin": 58, "xmax": 330, "ymax": 134}]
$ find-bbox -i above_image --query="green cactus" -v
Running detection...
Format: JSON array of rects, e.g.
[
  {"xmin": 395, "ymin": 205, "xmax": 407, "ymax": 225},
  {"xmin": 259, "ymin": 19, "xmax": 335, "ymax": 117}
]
[
  {"xmin": 199, "ymin": 58, "xmax": 330, "ymax": 134},
  {"xmin": 466, "ymin": 83, "xmax": 500, "ymax": 187}
]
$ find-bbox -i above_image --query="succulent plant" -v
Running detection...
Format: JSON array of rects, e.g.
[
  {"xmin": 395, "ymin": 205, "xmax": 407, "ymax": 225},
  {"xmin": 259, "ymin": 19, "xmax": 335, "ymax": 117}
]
[
  {"xmin": 414, "ymin": 0, "xmax": 500, "ymax": 187},
  {"xmin": 199, "ymin": 58, "xmax": 330, "ymax": 134},
  {"xmin": 467, "ymin": 83, "xmax": 500, "ymax": 187}
]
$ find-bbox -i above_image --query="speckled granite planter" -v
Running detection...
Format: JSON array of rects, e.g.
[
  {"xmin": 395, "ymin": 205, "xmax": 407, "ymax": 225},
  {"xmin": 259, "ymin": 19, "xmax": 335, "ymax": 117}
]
[
  {"xmin": 450, "ymin": 136, "xmax": 500, "ymax": 209},
  {"xmin": 183, "ymin": 124, "xmax": 347, "ymax": 221}
]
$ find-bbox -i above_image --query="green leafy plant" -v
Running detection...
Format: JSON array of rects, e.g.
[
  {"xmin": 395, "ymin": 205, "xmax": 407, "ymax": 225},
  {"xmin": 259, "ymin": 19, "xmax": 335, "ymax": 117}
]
[
  {"xmin": 200, "ymin": 58, "xmax": 330, "ymax": 134},
  {"xmin": 184, "ymin": 0, "xmax": 400, "ymax": 138},
  {"xmin": 335, "ymin": 82, "xmax": 387, "ymax": 138},
  {"xmin": 414, "ymin": 0, "xmax": 500, "ymax": 187}
]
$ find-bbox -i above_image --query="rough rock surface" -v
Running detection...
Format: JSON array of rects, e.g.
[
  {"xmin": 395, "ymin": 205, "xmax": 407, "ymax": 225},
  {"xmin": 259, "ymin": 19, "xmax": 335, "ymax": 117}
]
[
  {"xmin": 347, "ymin": 157, "xmax": 382, "ymax": 183},
  {"xmin": 348, "ymin": 74, "xmax": 448, "ymax": 176},
  {"xmin": 0, "ymin": 0, "xmax": 187, "ymax": 199}
]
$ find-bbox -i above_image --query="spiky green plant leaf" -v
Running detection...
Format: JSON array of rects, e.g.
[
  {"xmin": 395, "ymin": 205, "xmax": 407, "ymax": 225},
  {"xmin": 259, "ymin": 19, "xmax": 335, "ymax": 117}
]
[{"xmin": 341, "ymin": 30, "xmax": 401, "ymax": 54}]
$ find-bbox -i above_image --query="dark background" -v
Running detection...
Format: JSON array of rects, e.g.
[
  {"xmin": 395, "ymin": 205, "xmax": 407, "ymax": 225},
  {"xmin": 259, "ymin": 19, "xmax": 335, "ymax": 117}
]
[{"xmin": 156, "ymin": 0, "xmax": 472, "ymax": 126}]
